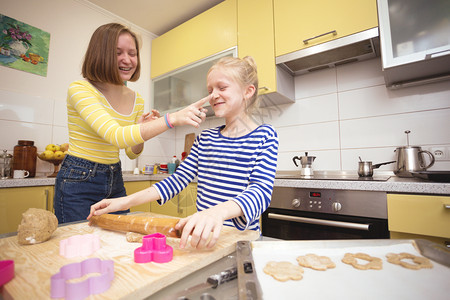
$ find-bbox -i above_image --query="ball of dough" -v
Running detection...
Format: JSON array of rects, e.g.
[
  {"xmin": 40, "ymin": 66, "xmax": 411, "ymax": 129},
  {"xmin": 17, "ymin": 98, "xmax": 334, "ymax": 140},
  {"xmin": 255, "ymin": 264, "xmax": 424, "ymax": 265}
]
[{"xmin": 17, "ymin": 208, "xmax": 58, "ymax": 245}]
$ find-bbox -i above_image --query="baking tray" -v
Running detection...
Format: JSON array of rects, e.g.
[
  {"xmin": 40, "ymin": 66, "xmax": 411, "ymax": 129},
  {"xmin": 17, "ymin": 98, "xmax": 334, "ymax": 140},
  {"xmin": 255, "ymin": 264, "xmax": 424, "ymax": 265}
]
[
  {"xmin": 411, "ymin": 171, "xmax": 450, "ymax": 183},
  {"xmin": 251, "ymin": 239, "xmax": 450, "ymax": 300}
]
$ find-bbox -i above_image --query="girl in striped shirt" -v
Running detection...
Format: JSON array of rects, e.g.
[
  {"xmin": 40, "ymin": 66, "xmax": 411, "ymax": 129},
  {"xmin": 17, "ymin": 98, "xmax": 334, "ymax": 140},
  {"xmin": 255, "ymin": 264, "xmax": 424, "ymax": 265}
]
[
  {"xmin": 88, "ymin": 56, "xmax": 279, "ymax": 249},
  {"xmin": 55, "ymin": 23, "xmax": 209, "ymax": 223}
]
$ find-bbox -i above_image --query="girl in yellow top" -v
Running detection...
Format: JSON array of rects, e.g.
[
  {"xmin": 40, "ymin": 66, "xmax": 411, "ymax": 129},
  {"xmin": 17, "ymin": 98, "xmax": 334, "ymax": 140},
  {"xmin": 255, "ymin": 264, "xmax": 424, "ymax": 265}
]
[{"xmin": 55, "ymin": 23, "xmax": 210, "ymax": 223}]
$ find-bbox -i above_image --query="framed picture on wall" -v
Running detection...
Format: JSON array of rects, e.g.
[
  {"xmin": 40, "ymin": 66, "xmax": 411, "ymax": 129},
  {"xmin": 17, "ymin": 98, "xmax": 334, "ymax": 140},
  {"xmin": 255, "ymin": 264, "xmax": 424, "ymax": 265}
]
[{"xmin": 0, "ymin": 14, "xmax": 50, "ymax": 77}]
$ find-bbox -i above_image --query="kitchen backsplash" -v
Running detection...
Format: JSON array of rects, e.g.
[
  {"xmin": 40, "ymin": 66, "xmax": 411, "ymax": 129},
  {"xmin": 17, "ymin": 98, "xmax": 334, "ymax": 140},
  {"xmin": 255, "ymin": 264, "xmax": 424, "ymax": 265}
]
[
  {"xmin": 174, "ymin": 59, "xmax": 450, "ymax": 173},
  {"xmin": 1, "ymin": 59, "xmax": 449, "ymax": 175}
]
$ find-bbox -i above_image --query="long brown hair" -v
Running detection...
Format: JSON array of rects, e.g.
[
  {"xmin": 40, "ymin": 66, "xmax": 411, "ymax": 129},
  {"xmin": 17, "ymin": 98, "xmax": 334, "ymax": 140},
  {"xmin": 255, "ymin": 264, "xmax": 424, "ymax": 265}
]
[{"xmin": 82, "ymin": 23, "xmax": 141, "ymax": 84}]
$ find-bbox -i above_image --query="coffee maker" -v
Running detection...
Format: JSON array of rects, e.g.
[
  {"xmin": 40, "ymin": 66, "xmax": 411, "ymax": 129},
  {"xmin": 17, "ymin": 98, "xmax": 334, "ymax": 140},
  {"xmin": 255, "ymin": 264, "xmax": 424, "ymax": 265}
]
[{"xmin": 292, "ymin": 152, "xmax": 316, "ymax": 178}]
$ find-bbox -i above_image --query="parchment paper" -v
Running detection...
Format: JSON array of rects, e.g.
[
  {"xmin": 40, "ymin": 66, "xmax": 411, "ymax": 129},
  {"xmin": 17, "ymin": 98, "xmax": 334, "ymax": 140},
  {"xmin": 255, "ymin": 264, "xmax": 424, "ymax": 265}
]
[{"xmin": 252, "ymin": 240, "xmax": 450, "ymax": 300}]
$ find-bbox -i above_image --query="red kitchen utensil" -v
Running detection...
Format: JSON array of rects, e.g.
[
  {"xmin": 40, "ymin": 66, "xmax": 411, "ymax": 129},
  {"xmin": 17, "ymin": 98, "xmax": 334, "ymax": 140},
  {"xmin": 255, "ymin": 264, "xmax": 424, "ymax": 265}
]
[
  {"xmin": 0, "ymin": 260, "xmax": 14, "ymax": 286},
  {"xmin": 134, "ymin": 233, "xmax": 173, "ymax": 263}
]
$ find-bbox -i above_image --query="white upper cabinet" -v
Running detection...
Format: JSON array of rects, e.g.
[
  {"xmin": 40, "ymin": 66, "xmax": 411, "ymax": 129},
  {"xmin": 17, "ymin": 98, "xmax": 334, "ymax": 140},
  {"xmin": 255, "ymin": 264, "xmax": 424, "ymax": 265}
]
[{"xmin": 377, "ymin": 0, "xmax": 450, "ymax": 88}]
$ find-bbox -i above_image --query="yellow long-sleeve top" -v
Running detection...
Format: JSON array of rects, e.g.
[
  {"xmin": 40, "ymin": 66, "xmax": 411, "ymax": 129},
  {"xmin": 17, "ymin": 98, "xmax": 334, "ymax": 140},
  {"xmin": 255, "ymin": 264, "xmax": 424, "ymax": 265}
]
[{"xmin": 66, "ymin": 80, "xmax": 145, "ymax": 164}]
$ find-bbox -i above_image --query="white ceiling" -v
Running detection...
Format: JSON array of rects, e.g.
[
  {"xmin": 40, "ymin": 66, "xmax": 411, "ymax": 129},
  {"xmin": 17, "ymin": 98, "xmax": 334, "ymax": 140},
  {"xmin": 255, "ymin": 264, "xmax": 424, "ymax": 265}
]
[{"xmin": 88, "ymin": 0, "xmax": 225, "ymax": 36}]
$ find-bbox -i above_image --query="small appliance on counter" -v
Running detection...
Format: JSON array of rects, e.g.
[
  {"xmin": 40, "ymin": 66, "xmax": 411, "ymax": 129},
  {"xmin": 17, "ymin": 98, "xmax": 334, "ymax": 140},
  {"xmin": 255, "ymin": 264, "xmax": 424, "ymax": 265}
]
[
  {"xmin": 292, "ymin": 152, "xmax": 316, "ymax": 178},
  {"xmin": 0, "ymin": 150, "xmax": 12, "ymax": 179},
  {"xmin": 357, "ymin": 157, "xmax": 395, "ymax": 177},
  {"xmin": 394, "ymin": 130, "xmax": 435, "ymax": 177}
]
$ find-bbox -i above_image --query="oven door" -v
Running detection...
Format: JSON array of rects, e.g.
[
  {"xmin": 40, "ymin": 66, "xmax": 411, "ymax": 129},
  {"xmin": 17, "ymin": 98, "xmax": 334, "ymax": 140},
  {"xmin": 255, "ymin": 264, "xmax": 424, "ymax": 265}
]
[{"xmin": 261, "ymin": 208, "xmax": 390, "ymax": 240}]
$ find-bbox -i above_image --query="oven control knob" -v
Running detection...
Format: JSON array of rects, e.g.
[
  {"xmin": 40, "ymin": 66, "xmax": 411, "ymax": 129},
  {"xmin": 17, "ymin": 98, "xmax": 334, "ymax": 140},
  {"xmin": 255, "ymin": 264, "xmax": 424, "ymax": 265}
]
[
  {"xmin": 292, "ymin": 198, "xmax": 301, "ymax": 208},
  {"xmin": 332, "ymin": 202, "xmax": 342, "ymax": 212}
]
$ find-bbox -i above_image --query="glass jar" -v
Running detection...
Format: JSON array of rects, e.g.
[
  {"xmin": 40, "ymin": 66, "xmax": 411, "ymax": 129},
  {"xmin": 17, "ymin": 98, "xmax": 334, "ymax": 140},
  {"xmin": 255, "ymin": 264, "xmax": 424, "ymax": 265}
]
[
  {"xmin": 0, "ymin": 150, "xmax": 13, "ymax": 179},
  {"xmin": 13, "ymin": 140, "xmax": 37, "ymax": 178}
]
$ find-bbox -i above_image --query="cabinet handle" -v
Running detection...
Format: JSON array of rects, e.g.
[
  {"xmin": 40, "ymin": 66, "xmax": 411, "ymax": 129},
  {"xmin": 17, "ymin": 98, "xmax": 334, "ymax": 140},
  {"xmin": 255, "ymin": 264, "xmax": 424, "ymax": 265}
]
[
  {"xmin": 444, "ymin": 204, "xmax": 450, "ymax": 209},
  {"xmin": 258, "ymin": 86, "xmax": 269, "ymax": 91},
  {"xmin": 45, "ymin": 189, "xmax": 49, "ymax": 211},
  {"xmin": 303, "ymin": 30, "xmax": 337, "ymax": 44},
  {"xmin": 177, "ymin": 195, "xmax": 182, "ymax": 215},
  {"xmin": 425, "ymin": 49, "xmax": 450, "ymax": 59}
]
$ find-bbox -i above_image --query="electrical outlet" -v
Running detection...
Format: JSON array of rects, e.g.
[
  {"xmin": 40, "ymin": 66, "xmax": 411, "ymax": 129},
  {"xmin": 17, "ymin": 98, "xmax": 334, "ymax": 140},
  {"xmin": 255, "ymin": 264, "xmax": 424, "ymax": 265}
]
[{"xmin": 430, "ymin": 147, "xmax": 446, "ymax": 161}]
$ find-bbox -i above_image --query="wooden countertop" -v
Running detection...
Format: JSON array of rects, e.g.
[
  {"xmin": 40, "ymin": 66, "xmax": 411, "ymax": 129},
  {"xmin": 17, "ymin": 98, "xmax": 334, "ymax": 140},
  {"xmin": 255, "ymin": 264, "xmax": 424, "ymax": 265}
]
[{"xmin": 0, "ymin": 213, "xmax": 259, "ymax": 299}]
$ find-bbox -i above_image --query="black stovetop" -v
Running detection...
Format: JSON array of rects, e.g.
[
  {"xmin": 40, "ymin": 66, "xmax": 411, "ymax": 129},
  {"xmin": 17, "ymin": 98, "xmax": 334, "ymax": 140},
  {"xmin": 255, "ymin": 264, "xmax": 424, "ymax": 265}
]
[{"xmin": 275, "ymin": 171, "xmax": 391, "ymax": 182}]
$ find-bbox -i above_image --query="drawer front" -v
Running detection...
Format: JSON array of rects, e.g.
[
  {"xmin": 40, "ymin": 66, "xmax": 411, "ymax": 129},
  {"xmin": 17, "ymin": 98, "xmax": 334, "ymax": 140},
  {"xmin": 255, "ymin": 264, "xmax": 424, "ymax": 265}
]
[{"xmin": 388, "ymin": 194, "xmax": 450, "ymax": 238}]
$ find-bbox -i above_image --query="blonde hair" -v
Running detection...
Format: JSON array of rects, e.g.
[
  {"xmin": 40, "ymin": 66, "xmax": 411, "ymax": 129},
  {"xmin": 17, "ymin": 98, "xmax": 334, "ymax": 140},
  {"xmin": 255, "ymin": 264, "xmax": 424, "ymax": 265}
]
[
  {"xmin": 208, "ymin": 56, "xmax": 259, "ymax": 113},
  {"xmin": 82, "ymin": 23, "xmax": 141, "ymax": 85}
]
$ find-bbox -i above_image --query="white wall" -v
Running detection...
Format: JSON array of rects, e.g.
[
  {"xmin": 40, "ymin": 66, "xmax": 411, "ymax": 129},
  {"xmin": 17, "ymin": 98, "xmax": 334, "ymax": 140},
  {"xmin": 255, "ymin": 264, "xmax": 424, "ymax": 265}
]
[
  {"xmin": 270, "ymin": 58, "xmax": 450, "ymax": 172},
  {"xmin": 1, "ymin": 1, "xmax": 449, "ymax": 176},
  {"xmin": 173, "ymin": 58, "xmax": 450, "ymax": 174},
  {"xmin": 0, "ymin": 0, "xmax": 158, "ymax": 174}
]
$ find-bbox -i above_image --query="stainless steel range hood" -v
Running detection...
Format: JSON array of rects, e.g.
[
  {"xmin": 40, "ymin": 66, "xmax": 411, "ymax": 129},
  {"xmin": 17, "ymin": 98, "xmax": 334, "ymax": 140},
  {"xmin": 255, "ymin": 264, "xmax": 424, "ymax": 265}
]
[{"xmin": 276, "ymin": 27, "xmax": 380, "ymax": 76}]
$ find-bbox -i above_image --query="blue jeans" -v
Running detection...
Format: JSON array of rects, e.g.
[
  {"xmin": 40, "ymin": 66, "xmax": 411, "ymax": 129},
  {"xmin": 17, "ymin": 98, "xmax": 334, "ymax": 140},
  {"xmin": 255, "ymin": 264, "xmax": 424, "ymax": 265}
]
[{"xmin": 54, "ymin": 155, "xmax": 129, "ymax": 223}]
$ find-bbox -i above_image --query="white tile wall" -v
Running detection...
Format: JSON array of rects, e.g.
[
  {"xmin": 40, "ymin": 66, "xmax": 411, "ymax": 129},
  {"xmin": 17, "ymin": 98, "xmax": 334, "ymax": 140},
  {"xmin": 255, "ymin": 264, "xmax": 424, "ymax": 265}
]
[
  {"xmin": 2, "ymin": 57, "xmax": 449, "ymax": 174},
  {"xmin": 272, "ymin": 58, "xmax": 450, "ymax": 172},
  {"xmin": 0, "ymin": 0, "xmax": 155, "ymax": 175}
]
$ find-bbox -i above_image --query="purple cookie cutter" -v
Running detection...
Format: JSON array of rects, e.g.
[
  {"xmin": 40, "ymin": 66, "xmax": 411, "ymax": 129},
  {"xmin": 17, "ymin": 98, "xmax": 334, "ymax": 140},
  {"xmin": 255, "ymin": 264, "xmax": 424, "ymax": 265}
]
[
  {"xmin": 134, "ymin": 233, "xmax": 173, "ymax": 263},
  {"xmin": 51, "ymin": 258, "xmax": 114, "ymax": 300}
]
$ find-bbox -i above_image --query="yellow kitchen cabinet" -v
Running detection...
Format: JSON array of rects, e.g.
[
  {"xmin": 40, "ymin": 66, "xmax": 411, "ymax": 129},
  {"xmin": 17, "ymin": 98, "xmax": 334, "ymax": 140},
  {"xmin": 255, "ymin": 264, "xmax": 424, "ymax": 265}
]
[
  {"xmin": 0, "ymin": 186, "xmax": 54, "ymax": 235},
  {"xmin": 237, "ymin": 0, "xmax": 294, "ymax": 105},
  {"xmin": 150, "ymin": 183, "xmax": 197, "ymax": 218},
  {"xmin": 151, "ymin": 0, "xmax": 237, "ymax": 79},
  {"xmin": 273, "ymin": 0, "xmax": 378, "ymax": 56},
  {"xmin": 183, "ymin": 183, "xmax": 198, "ymax": 216},
  {"xmin": 124, "ymin": 181, "xmax": 153, "ymax": 213},
  {"xmin": 238, "ymin": 0, "xmax": 275, "ymax": 96},
  {"xmin": 387, "ymin": 194, "xmax": 450, "ymax": 246}
]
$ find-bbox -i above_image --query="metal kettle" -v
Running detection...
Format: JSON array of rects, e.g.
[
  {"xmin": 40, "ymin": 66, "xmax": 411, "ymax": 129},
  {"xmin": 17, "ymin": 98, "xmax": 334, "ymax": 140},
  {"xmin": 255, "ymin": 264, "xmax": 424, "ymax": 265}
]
[{"xmin": 394, "ymin": 131, "xmax": 435, "ymax": 177}]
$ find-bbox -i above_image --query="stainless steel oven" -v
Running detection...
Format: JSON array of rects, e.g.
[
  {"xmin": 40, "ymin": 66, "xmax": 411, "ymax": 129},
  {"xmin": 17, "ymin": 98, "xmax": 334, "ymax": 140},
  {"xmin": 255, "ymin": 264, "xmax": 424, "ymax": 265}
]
[{"xmin": 262, "ymin": 187, "xmax": 390, "ymax": 240}]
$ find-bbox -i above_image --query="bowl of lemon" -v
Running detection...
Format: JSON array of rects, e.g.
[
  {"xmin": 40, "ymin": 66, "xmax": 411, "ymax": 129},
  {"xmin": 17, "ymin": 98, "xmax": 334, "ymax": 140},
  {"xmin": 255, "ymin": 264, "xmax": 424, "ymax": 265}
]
[{"xmin": 38, "ymin": 143, "xmax": 69, "ymax": 177}]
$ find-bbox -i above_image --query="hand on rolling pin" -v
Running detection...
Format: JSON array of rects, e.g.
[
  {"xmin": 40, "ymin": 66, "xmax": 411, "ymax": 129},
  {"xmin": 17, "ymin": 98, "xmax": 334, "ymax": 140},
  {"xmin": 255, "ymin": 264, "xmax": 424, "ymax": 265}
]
[
  {"xmin": 175, "ymin": 206, "xmax": 225, "ymax": 249},
  {"xmin": 169, "ymin": 94, "xmax": 210, "ymax": 128},
  {"xmin": 87, "ymin": 197, "xmax": 129, "ymax": 220},
  {"xmin": 175, "ymin": 200, "xmax": 244, "ymax": 249}
]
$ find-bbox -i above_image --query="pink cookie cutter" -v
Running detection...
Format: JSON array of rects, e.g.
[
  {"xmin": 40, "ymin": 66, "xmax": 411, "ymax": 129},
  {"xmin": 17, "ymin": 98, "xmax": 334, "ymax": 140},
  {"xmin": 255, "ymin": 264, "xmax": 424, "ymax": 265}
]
[
  {"xmin": 60, "ymin": 234, "xmax": 101, "ymax": 258},
  {"xmin": 0, "ymin": 260, "xmax": 14, "ymax": 286},
  {"xmin": 134, "ymin": 233, "xmax": 173, "ymax": 263},
  {"xmin": 51, "ymin": 257, "xmax": 114, "ymax": 300}
]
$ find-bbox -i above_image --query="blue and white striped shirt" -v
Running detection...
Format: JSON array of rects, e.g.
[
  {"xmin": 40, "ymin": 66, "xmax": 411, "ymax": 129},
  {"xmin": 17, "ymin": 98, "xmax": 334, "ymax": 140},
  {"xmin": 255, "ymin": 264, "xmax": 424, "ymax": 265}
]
[{"xmin": 153, "ymin": 124, "xmax": 279, "ymax": 232}]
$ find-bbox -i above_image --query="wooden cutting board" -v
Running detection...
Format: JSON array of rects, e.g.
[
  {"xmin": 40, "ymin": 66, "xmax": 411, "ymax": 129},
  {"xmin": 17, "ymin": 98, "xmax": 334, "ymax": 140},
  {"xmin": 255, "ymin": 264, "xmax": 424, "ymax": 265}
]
[
  {"xmin": 184, "ymin": 133, "xmax": 196, "ymax": 155},
  {"xmin": 0, "ymin": 213, "xmax": 259, "ymax": 299}
]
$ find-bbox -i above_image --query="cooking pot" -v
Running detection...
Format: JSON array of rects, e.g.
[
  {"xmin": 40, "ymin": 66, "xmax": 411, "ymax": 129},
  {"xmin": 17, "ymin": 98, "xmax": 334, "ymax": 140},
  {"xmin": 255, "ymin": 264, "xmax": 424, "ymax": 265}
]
[
  {"xmin": 393, "ymin": 130, "xmax": 435, "ymax": 177},
  {"xmin": 358, "ymin": 160, "xmax": 396, "ymax": 177},
  {"xmin": 394, "ymin": 146, "xmax": 435, "ymax": 177}
]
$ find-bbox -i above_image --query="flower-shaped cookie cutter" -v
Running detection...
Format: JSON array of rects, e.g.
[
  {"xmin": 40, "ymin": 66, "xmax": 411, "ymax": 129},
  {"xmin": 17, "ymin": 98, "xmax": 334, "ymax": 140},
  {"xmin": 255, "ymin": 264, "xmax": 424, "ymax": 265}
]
[
  {"xmin": 134, "ymin": 233, "xmax": 173, "ymax": 263},
  {"xmin": 60, "ymin": 234, "xmax": 101, "ymax": 258},
  {"xmin": 50, "ymin": 257, "xmax": 114, "ymax": 300}
]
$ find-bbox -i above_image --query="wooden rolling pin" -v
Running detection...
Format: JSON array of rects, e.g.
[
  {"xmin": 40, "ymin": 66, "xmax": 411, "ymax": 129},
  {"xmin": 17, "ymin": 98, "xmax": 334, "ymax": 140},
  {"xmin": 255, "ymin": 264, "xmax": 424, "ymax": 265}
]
[{"xmin": 89, "ymin": 214, "xmax": 181, "ymax": 238}]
